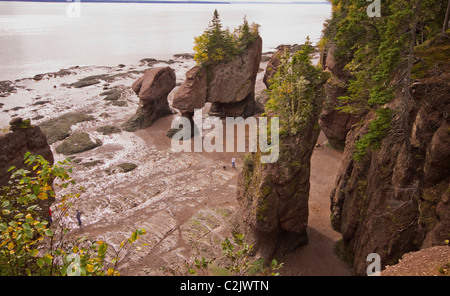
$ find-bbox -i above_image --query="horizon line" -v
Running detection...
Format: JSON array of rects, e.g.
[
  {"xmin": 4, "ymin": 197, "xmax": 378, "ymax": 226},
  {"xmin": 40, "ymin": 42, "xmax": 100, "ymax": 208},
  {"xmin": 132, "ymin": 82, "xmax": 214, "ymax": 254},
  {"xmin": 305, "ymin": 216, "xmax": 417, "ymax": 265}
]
[{"xmin": 0, "ymin": 0, "xmax": 331, "ymax": 4}]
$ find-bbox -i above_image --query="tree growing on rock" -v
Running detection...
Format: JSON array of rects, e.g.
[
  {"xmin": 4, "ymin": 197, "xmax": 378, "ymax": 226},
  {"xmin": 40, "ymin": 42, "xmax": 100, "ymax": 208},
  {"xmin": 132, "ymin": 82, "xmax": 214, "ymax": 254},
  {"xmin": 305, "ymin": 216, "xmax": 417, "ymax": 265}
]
[
  {"xmin": 266, "ymin": 37, "xmax": 328, "ymax": 136},
  {"xmin": 235, "ymin": 37, "xmax": 328, "ymax": 258},
  {"xmin": 193, "ymin": 9, "xmax": 260, "ymax": 66}
]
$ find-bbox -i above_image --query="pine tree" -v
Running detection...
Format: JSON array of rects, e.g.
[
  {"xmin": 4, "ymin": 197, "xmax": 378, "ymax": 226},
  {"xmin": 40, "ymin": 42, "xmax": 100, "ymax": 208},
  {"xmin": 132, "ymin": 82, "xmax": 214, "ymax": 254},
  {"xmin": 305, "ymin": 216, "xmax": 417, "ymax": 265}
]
[
  {"xmin": 193, "ymin": 10, "xmax": 260, "ymax": 66},
  {"xmin": 266, "ymin": 37, "xmax": 326, "ymax": 136}
]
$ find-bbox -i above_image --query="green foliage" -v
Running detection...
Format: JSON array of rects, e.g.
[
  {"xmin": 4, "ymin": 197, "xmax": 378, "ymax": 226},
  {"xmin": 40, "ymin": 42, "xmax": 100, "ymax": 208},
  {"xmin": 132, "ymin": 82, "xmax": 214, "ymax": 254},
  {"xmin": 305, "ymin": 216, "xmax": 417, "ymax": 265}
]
[
  {"xmin": 0, "ymin": 152, "xmax": 145, "ymax": 276},
  {"xmin": 193, "ymin": 9, "xmax": 260, "ymax": 66},
  {"xmin": 324, "ymin": 0, "xmax": 447, "ymax": 114},
  {"xmin": 185, "ymin": 231, "xmax": 284, "ymax": 276},
  {"xmin": 186, "ymin": 257, "xmax": 212, "ymax": 276},
  {"xmin": 221, "ymin": 233, "xmax": 253, "ymax": 276},
  {"xmin": 353, "ymin": 108, "xmax": 393, "ymax": 162},
  {"xmin": 321, "ymin": 0, "xmax": 449, "ymax": 159},
  {"xmin": 265, "ymin": 37, "xmax": 327, "ymax": 136}
]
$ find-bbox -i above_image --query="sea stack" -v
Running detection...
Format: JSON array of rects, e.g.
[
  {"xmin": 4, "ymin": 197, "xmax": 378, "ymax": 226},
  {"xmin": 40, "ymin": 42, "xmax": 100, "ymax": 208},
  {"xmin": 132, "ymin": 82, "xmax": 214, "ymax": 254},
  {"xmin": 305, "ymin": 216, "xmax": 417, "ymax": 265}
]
[
  {"xmin": 168, "ymin": 36, "xmax": 263, "ymax": 139},
  {"xmin": 124, "ymin": 66, "xmax": 176, "ymax": 132}
]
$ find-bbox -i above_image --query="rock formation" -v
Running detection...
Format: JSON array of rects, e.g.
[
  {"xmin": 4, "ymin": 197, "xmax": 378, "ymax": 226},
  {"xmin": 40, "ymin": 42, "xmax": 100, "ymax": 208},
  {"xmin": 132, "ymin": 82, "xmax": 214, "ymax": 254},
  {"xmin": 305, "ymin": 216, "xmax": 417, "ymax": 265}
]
[
  {"xmin": 124, "ymin": 66, "xmax": 176, "ymax": 132},
  {"xmin": 235, "ymin": 60, "xmax": 325, "ymax": 259},
  {"xmin": 235, "ymin": 122, "xmax": 322, "ymax": 258},
  {"xmin": 170, "ymin": 36, "xmax": 263, "ymax": 138},
  {"xmin": 263, "ymin": 45, "xmax": 291, "ymax": 89},
  {"xmin": 0, "ymin": 118, "xmax": 54, "ymax": 221},
  {"xmin": 330, "ymin": 35, "xmax": 450, "ymax": 275},
  {"xmin": 319, "ymin": 42, "xmax": 360, "ymax": 150}
]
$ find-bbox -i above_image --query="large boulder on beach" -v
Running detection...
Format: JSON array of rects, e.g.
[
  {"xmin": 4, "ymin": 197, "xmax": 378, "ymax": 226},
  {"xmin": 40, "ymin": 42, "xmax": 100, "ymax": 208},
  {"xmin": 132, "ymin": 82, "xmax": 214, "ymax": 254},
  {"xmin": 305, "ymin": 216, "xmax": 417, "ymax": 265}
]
[
  {"xmin": 131, "ymin": 66, "xmax": 176, "ymax": 102},
  {"xmin": 124, "ymin": 67, "xmax": 176, "ymax": 132},
  {"xmin": 39, "ymin": 112, "xmax": 95, "ymax": 145},
  {"xmin": 172, "ymin": 36, "xmax": 263, "ymax": 118},
  {"xmin": 55, "ymin": 132, "xmax": 102, "ymax": 155}
]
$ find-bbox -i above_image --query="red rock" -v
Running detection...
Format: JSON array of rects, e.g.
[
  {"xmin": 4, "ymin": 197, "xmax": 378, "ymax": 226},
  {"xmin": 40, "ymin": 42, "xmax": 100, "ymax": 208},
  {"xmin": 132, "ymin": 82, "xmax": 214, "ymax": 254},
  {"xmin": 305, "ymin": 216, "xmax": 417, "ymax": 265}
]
[{"xmin": 172, "ymin": 66, "xmax": 207, "ymax": 113}]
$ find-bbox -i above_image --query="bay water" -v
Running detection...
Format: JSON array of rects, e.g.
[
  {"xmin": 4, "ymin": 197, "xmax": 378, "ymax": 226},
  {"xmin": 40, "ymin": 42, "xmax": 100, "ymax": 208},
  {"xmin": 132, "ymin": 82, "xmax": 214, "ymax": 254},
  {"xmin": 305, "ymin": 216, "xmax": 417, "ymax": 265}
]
[{"xmin": 0, "ymin": 1, "xmax": 331, "ymax": 80}]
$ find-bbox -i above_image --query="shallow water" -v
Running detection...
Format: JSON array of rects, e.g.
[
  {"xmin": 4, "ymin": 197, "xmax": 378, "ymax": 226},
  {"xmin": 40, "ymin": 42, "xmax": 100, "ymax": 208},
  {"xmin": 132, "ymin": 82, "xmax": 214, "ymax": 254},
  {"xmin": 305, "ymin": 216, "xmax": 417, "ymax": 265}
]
[{"xmin": 0, "ymin": 2, "xmax": 331, "ymax": 80}]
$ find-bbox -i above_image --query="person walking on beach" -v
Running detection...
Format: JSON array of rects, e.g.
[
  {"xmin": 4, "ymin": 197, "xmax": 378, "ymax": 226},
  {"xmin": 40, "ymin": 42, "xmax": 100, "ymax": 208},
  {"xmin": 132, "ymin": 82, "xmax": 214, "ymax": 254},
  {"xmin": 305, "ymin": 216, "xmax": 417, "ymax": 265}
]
[
  {"xmin": 232, "ymin": 157, "xmax": 236, "ymax": 169},
  {"xmin": 76, "ymin": 210, "xmax": 82, "ymax": 227}
]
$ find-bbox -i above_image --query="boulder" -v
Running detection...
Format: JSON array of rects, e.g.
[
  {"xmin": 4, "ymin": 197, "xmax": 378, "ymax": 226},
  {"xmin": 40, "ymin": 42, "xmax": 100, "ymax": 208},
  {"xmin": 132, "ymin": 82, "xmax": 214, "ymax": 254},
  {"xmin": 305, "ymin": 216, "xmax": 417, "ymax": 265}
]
[
  {"xmin": 131, "ymin": 66, "xmax": 176, "ymax": 103},
  {"xmin": 55, "ymin": 132, "xmax": 102, "ymax": 155},
  {"xmin": 39, "ymin": 112, "xmax": 95, "ymax": 145},
  {"xmin": 124, "ymin": 67, "xmax": 176, "ymax": 132}
]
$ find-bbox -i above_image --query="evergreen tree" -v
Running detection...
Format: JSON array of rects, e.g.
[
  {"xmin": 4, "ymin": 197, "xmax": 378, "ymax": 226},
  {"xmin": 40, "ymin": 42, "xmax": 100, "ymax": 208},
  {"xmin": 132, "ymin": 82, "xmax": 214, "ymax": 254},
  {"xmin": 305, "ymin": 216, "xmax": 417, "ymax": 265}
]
[
  {"xmin": 266, "ymin": 37, "xmax": 327, "ymax": 136},
  {"xmin": 193, "ymin": 10, "xmax": 260, "ymax": 66},
  {"xmin": 320, "ymin": 0, "xmax": 448, "ymax": 161}
]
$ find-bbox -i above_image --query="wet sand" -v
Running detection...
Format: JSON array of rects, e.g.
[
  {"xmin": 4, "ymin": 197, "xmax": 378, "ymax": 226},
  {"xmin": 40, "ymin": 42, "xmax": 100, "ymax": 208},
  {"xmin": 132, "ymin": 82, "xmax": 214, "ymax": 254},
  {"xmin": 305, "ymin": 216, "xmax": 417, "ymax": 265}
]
[{"xmin": 0, "ymin": 55, "xmax": 352, "ymax": 276}]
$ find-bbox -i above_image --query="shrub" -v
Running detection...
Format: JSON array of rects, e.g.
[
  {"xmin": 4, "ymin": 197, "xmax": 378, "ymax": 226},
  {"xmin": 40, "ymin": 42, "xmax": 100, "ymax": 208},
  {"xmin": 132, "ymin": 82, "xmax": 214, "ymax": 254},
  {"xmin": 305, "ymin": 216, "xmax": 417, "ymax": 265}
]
[
  {"xmin": 353, "ymin": 108, "xmax": 393, "ymax": 162},
  {"xmin": 0, "ymin": 152, "xmax": 145, "ymax": 276}
]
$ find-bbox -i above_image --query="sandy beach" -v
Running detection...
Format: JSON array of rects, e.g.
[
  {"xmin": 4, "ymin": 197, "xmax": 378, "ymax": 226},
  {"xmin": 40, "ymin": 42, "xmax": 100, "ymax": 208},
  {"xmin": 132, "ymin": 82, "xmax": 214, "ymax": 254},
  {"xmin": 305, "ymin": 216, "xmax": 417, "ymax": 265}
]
[{"xmin": 0, "ymin": 53, "xmax": 351, "ymax": 275}]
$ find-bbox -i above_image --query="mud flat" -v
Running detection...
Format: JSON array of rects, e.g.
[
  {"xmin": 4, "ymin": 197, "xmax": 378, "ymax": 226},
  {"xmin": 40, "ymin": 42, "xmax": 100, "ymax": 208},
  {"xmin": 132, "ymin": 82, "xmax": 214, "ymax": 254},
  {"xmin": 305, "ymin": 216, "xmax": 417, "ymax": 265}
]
[{"xmin": 0, "ymin": 54, "xmax": 351, "ymax": 275}]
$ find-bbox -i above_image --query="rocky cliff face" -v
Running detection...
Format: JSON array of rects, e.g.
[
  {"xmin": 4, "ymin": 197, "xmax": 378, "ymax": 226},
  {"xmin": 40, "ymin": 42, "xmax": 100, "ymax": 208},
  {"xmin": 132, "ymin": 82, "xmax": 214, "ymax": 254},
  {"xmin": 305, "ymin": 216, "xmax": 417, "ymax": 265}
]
[
  {"xmin": 319, "ymin": 43, "xmax": 360, "ymax": 150},
  {"xmin": 330, "ymin": 35, "xmax": 450, "ymax": 275},
  {"xmin": 172, "ymin": 36, "xmax": 263, "ymax": 119},
  {"xmin": 0, "ymin": 118, "xmax": 54, "ymax": 220}
]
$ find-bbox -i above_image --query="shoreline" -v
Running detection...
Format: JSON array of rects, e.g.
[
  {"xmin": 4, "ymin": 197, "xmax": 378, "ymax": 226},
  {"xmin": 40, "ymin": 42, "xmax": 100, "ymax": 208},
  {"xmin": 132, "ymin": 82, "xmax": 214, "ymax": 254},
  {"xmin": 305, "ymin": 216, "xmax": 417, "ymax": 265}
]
[{"xmin": 0, "ymin": 54, "xmax": 198, "ymax": 127}]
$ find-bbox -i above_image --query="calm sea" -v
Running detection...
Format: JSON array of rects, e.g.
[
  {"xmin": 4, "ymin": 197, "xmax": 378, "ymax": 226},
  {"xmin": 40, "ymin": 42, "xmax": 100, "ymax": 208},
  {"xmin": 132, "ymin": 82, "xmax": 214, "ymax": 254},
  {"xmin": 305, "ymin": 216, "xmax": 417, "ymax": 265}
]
[{"xmin": 0, "ymin": 1, "xmax": 331, "ymax": 80}]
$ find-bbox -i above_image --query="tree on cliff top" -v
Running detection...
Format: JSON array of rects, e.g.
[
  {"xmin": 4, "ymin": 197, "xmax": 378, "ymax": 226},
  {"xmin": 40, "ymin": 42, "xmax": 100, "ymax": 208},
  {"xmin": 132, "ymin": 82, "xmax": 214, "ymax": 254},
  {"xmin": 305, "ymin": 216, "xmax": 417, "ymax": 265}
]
[
  {"xmin": 193, "ymin": 10, "xmax": 260, "ymax": 66},
  {"xmin": 321, "ymin": 0, "xmax": 448, "ymax": 161},
  {"xmin": 266, "ymin": 37, "xmax": 327, "ymax": 136}
]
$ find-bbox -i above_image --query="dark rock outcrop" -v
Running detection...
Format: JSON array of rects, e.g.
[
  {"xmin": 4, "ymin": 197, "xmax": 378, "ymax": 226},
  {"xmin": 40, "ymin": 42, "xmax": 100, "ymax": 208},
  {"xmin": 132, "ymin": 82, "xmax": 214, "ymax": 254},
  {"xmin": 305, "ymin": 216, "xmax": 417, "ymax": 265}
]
[
  {"xmin": 124, "ymin": 67, "xmax": 176, "ymax": 132},
  {"xmin": 55, "ymin": 132, "xmax": 102, "ymax": 155},
  {"xmin": 0, "ymin": 118, "xmax": 54, "ymax": 221},
  {"xmin": 39, "ymin": 112, "xmax": 95, "ymax": 145},
  {"xmin": 330, "ymin": 36, "xmax": 450, "ymax": 275},
  {"xmin": 263, "ymin": 45, "xmax": 289, "ymax": 89},
  {"xmin": 318, "ymin": 42, "xmax": 360, "ymax": 150}
]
